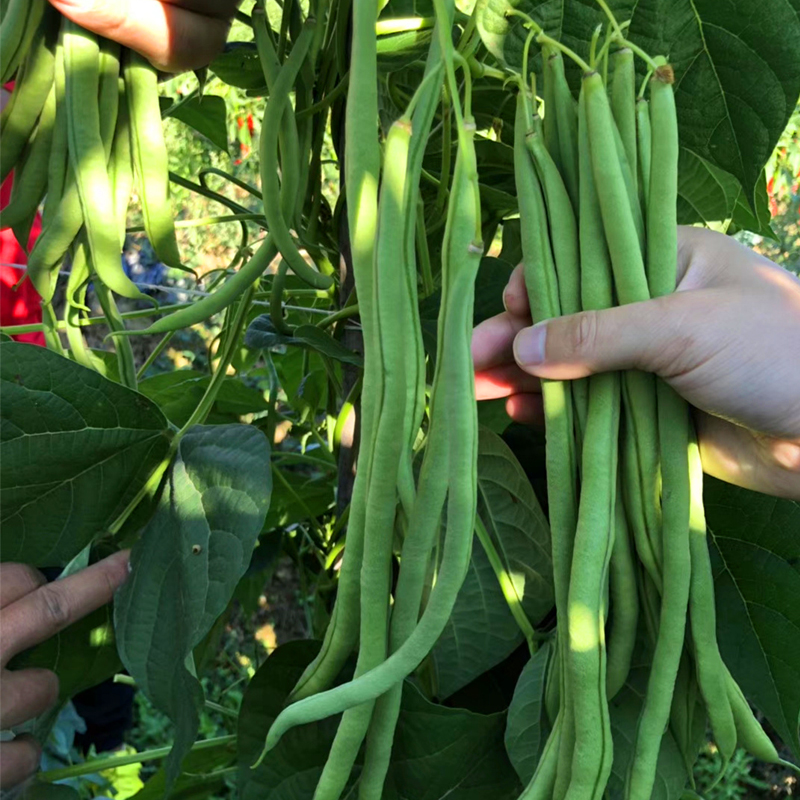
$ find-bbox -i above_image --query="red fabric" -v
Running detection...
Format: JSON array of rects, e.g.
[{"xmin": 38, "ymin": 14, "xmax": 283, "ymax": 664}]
[{"xmin": 0, "ymin": 155, "xmax": 45, "ymax": 346}]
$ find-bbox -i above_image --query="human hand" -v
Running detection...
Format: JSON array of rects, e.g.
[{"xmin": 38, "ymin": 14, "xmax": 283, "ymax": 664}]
[
  {"xmin": 472, "ymin": 226, "xmax": 800, "ymax": 499},
  {"xmin": 47, "ymin": 0, "xmax": 240, "ymax": 72},
  {"xmin": 0, "ymin": 551, "xmax": 130, "ymax": 789}
]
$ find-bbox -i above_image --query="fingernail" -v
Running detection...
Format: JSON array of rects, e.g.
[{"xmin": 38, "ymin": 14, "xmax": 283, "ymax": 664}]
[{"xmin": 515, "ymin": 323, "xmax": 547, "ymax": 366}]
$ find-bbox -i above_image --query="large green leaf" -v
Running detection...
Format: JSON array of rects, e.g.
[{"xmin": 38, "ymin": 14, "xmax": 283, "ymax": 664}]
[
  {"xmin": 706, "ymin": 477, "xmax": 800, "ymax": 756},
  {"xmin": 264, "ymin": 467, "xmax": 335, "ymax": 531},
  {"xmin": 0, "ymin": 343, "xmax": 171, "ymax": 566},
  {"xmin": 115, "ymin": 424, "xmax": 271, "ymax": 790},
  {"xmin": 237, "ymin": 640, "xmax": 352, "ymax": 800},
  {"xmin": 163, "ymin": 95, "xmax": 228, "ymax": 153},
  {"xmin": 430, "ymin": 428, "xmax": 553, "ymax": 698},
  {"xmin": 504, "ymin": 641, "xmax": 552, "ymax": 784},
  {"xmin": 137, "ymin": 370, "xmax": 270, "ymax": 427},
  {"xmin": 384, "ymin": 682, "xmax": 522, "ymax": 800},
  {"xmin": 209, "ymin": 43, "xmax": 265, "ymax": 92},
  {"xmin": 475, "ymin": 0, "xmax": 800, "ymax": 203}
]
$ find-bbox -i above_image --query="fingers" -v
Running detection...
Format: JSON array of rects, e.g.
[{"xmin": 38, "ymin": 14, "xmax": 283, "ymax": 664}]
[
  {"xmin": 0, "ymin": 735, "xmax": 41, "ymax": 789},
  {"xmin": 476, "ymin": 364, "xmax": 540, "ymax": 401},
  {"xmin": 511, "ymin": 291, "xmax": 707, "ymax": 381},
  {"xmin": 472, "ymin": 310, "xmax": 530, "ymax": 372},
  {"xmin": 48, "ymin": 0, "xmax": 233, "ymax": 72},
  {"xmin": 506, "ymin": 393, "xmax": 544, "ymax": 427},
  {"xmin": 162, "ymin": 0, "xmax": 239, "ymax": 18},
  {"xmin": 1, "ymin": 551, "xmax": 130, "ymax": 666},
  {"xmin": 502, "ymin": 264, "xmax": 530, "ymax": 318},
  {"xmin": 0, "ymin": 564, "xmax": 46, "ymax": 608},
  {"xmin": 0, "ymin": 669, "xmax": 59, "ymax": 729}
]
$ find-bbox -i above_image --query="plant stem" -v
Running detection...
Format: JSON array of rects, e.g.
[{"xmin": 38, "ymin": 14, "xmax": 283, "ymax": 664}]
[
  {"xmin": 38, "ymin": 735, "xmax": 236, "ymax": 782},
  {"xmin": 475, "ymin": 515, "xmax": 538, "ymax": 654}
]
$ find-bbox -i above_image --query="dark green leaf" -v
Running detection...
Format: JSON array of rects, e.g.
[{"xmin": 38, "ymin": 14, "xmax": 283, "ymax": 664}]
[
  {"xmin": 430, "ymin": 429, "xmax": 553, "ymax": 698},
  {"xmin": 677, "ymin": 150, "xmax": 774, "ymax": 237},
  {"xmin": 166, "ymin": 95, "xmax": 229, "ymax": 153},
  {"xmin": 21, "ymin": 785, "xmax": 80, "ymax": 800},
  {"xmin": 265, "ymin": 467, "xmax": 335, "ymax": 531},
  {"xmin": 209, "ymin": 42, "xmax": 265, "ymax": 91},
  {"xmin": 475, "ymin": 0, "xmax": 800, "ymax": 201},
  {"xmin": 377, "ymin": 28, "xmax": 434, "ymax": 73},
  {"xmin": 0, "ymin": 343, "xmax": 171, "ymax": 566},
  {"xmin": 385, "ymin": 682, "xmax": 522, "ymax": 800},
  {"xmin": 706, "ymin": 478, "xmax": 800, "ymax": 756},
  {"xmin": 137, "ymin": 370, "xmax": 269, "ymax": 427},
  {"xmin": 115, "ymin": 424, "xmax": 271, "ymax": 789},
  {"xmin": 246, "ymin": 316, "xmax": 363, "ymax": 366},
  {"xmin": 237, "ymin": 640, "xmax": 352, "ymax": 800},
  {"xmin": 504, "ymin": 641, "xmax": 552, "ymax": 784},
  {"xmin": 478, "ymin": 398, "xmax": 513, "ymax": 434}
]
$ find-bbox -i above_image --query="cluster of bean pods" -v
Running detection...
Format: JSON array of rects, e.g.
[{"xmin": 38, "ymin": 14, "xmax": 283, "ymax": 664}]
[
  {"xmin": 511, "ymin": 11, "xmax": 796, "ymax": 800},
  {"xmin": 1, "ymin": 0, "xmax": 189, "ymax": 384}
]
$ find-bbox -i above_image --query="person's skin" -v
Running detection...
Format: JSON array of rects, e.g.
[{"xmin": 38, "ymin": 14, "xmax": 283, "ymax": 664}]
[
  {"xmin": 473, "ymin": 226, "xmax": 800, "ymax": 500},
  {"xmin": 0, "ymin": 551, "xmax": 131, "ymax": 788},
  {"xmin": 47, "ymin": 0, "xmax": 240, "ymax": 72}
]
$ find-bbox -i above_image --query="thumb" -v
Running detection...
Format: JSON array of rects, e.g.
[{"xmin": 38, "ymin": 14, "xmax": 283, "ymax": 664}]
[{"xmin": 513, "ymin": 293, "xmax": 690, "ymax": 380}]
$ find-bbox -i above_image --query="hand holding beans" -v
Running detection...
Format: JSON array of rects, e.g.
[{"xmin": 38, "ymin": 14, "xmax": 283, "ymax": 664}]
[
  {"xmin": 46, "ymin": 0, "xmax": 239, "ymax": 71},
  {"xmin": 472, "ymin": 226, "xmax": 800, "ymax": 499}
]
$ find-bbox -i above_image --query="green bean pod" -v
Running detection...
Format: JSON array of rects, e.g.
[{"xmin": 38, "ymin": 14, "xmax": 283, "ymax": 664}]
[
  {"xmin": 63, "ymin": 234, "xmax": 95, "ymax": 370},
  {"xmin": 547, "ymin": 49, "xmax": 579, "ymax": 212},
  {"xmin": 542, "ymin": 45, "xmax": 561, "ymax": 172},
  {"xmin": 611, "ymin": 48, "xmax": 637, "ymax": 197},
  {"xmin": 515, "ymin": 88, "xmax": 578, "ymax": 800},
  {"xmin": 312, "ymin": 118, "xmax": 414, "ymax": 800},
  {"xmin": 1, "ymin": 0, "xmax": 45, "ymax": 85},
  {"xmin": 724, "ymin": 667, "xmax": 798, "ymax": 772},
  {"xmin": 0, "ymin": 13, "xmax": 57, "ymax": 183},
  {"xmin": 519, "ymin": 712, "xmax": 563, "ymax": 800},
  {"xmin": 625, "ymin": 380, "xmax": 691, "ymax": 800},
  {"xmin": 41, "ymin": 36, "xmax": 67, "ymax": 228},
  {"xmin": 124, "ymin": 49, "xmax": 182, "ymax": 269},
  {"xmin": 109, "ymin": 83, "xmax": 134, "ymax": 241},
  {"xmin": 0, "ymin": 79, "xmax": 56, "ymax": 247},
  {"xmin": 98, "ymin": 39, "xmax": 120, "ymax": 159},
  {"xmin": 606, "ymin": 492, "xmax": 638, "ymax": 699},
  {"xmin": 259, "ymin": 21, "xmax": 333, "ymax": 291},
  {"xmin": 564, "ymin": 372, "xmax": 619, "ymax": 800},
  {"xmin": 669, "ymin": 651, "xmax": 703, "ymax": 779},
  {"xmin": 288, "ymin": 0, "xmax": 382, "ymax": 705},
  {"xmin": 255, "ymin": 125, "xmax": 482, "ymax": 762},
  {"xmin": 685, "ymin": 436, "xmax": 736, "ymax": 763},
  {"xmin": 636, "ymin": 98, "xmax": 651, "ymax": 214},
  {"xmin": 64, "ymin": 22, "xmax": 150, "ymax": 303},
  {"xmin": 646, "ymin": 60, "xmax": 679, "ymax": 298}
]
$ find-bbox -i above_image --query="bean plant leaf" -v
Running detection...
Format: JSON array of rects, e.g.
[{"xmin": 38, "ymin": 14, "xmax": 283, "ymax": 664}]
[
  {"xmin": 209, "ymin": 42, "xmax": 265, "ymax": 92},
  {"xmin": 237, "ymin": 640, "xmax": 355, "ymax": 800},
  {"xmin": 0, "ymin": 343, "xmax": 171, "ymax": 566},
  {"xmin": 475, "ymin": 0, "xmax": 800, "ymax": 204},
  {"xmin": 430, "ymin": 428, "xmax": 553, "ymax": 698},
  {"xmin": 138, "ymin": 370, "xmax": 269, "ymax": 427},
  {"xmin": 677, "ymin": 151, "xmax": 774, "ymax": 237},
  {"xmin": 504, "ymin": 641, "xmax": 552, "ymax": 784},
  {"xmin": 115, "ymin": 424, "xmax": 271, "ymax": 790},
  {"xmin": 706, "ymin": 477, "xmax": 800, "ymax": 757},
  {"xmin": 246, "ymin": 316, "xmax": 363, "ymax": 366},
  {"xmin": 385, "ymin": 682, "xmax": 522, "ymax": 800},
  {"xmin": 162, "ymin": 95, "xmax": 229, "ymax": 153}
]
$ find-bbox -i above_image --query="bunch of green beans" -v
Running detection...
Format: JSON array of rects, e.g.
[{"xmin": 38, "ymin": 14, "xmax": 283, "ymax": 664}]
[
  {"xmin": 247, "ymin": 2, "xmax": 485, "ymax": 798},
  {"xmin": 508, "ymin": 10, "xmax": 797, "ymax": 799}
]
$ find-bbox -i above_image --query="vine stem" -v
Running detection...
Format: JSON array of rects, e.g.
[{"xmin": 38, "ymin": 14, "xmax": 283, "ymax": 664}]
[
  {"xmin": 506, "ymin": 9, "xmax": 592, "ymax": 73},
  {"xmin": 38, "ymin": 735, "xmax": 236, "ymax": 782}
]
